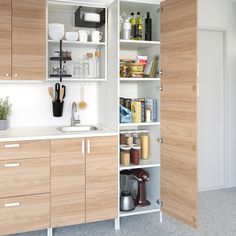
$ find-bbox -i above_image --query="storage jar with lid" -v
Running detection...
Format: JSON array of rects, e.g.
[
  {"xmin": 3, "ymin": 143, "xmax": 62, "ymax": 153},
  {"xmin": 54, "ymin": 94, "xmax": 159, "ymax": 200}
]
[
  {"xmin": 140, "ymin": 132, "xmax": 149, "ymax": 159},
  {"xmin": 130, "ymin": 144, "xmax": 141, "ymax": 165},
  {"xmin": 120, "ymin": 145, "xmax": 131, "ymax": 166}
]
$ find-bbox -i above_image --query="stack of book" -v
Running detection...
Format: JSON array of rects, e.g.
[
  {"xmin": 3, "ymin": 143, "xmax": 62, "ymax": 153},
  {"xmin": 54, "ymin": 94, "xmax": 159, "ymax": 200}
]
[{"xmin": 120, "ymin": 97, "xmax": 158, "ymax": 123}]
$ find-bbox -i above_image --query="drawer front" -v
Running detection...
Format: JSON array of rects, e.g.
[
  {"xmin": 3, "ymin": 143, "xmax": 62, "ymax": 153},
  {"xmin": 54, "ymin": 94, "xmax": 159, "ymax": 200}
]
[
  {"xmin": 0, "ymin": 140, "xmax": 50, "ymax": 160},
  {"xmin": 0, "ymin": 194, "xmax": 50, "ymax": 235},
  {"xmin": 0, "ymin": 157, "xmax": 50, "ymax": 198}
]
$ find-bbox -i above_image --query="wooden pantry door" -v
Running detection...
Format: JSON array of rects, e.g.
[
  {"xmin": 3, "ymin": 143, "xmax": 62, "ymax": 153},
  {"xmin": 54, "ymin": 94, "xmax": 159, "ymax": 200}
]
[{"xmin": 160, "ymin": 0, "xmax": 198, "ymax": 228}]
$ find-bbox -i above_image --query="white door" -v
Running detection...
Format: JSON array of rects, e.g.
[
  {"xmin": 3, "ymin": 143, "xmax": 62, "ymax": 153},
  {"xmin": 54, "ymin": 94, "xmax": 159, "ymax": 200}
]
[{"xmin": 198, "ymin": 29, "xmax": 225, "ymax": 190}]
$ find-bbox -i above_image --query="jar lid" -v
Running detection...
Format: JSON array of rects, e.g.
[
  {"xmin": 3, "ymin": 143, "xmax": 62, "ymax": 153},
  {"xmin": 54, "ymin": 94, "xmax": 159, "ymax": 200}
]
[
  {"xmin": 120, "ymin": 145, "xmax": 131, "ymax": 151},
  {"xmin": 131, "ymin": 144, "xmax": 141, "ymax": 150}
]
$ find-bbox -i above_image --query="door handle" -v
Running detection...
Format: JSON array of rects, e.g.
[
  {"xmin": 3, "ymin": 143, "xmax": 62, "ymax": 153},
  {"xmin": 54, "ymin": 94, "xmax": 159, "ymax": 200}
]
[
  {"xmin": 4, "ymin": 144, "xmax": 20, "ymax": 148},
  {"xmin": 4, "ymin": 163, "xmax": 20, "ymax": 168},
  {"xmin": 4, "ymin": 202, "xmax": 20, "ymax": 208},
  {"xmin": 87, "ymin": 140, "xmax": 91, "ymax": 154}
]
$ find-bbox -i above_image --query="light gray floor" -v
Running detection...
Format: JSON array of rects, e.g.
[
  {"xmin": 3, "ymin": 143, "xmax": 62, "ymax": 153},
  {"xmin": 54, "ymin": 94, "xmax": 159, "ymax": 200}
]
[{"xmin": 13, "ymin": 188, "xmax": 236, "ymax": 236}]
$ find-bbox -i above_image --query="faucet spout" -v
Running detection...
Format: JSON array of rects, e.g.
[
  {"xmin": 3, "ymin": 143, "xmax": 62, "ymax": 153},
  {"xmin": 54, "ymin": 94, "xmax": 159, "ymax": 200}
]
[{"xmin": 71, "ymin": 102, "xmax": 80, "ymax": 126}]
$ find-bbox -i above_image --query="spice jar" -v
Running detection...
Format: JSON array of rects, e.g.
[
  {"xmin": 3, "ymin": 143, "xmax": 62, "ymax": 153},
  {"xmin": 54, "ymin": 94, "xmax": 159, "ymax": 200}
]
[
  {"xmin": 140, "ymin": 132, "xmax": 149, "ymax": 159},
  {"xmin": 125, "ymin": 133, "xmax": 133, "ymax": 146},
  {"xmin": 130, "ymin": 144, "xmax": 141, "ymax": 165},
  {"xmin": 120, "ymin": 133, "xmax": 126, "ymax": 145},
  {"xmin": 120, "ymin": 145, "xmax": 131, "ymax": 166}
]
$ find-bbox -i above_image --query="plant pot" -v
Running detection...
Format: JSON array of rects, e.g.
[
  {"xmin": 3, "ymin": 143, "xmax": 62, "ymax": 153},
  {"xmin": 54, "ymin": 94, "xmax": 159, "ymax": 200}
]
[{"xmin": 0, "ymin": 120, "xmax": 8, "ymax": 130}]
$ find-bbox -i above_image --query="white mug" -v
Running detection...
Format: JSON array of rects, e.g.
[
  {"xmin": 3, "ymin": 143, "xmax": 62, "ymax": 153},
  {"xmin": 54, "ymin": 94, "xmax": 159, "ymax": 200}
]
[
  {"xmin": 91, "ymin": 31, "xmax": 103, "ymax": 43},
  {"xmin": 78, "ymin": 30, "xmax": 89, "ymax": 42}
]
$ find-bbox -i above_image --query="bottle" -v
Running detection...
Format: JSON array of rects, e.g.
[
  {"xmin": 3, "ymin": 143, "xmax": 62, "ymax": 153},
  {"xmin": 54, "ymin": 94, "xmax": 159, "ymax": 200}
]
[
  {"xmin": 145, "ymin": 12, "xmax": 152, "ymax": 41},
  {"xmin": 130, "ymin": 12, "xmax": 136, "ymax": 40},
  {"xmin": 136, "ymin": 12, "xmax": 143, "ymax": 40},
  {"xmin": 94, "ymin": 51, "xmax": 101, "ymax": 78},
  {"xmin": 122, "ymin": 18, "xmax": 131, "ymax": 40},
  {"xmin": 86, "ymin": 53, "xmax": 94, "ymax": 78}
]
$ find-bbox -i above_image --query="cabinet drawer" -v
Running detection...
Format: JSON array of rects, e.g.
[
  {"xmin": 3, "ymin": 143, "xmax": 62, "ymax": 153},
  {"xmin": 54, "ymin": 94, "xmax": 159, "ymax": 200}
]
[
  {"xmin": 0, "ymin": 140, "xmax": 50, "ymax": 160},
  {"xmin": 0, "ymin": 157, "xmax": 50, "ymax": 198},
  {"xmin": 0, "ymin": 193, "xmax": 50, "ymax": 235}
]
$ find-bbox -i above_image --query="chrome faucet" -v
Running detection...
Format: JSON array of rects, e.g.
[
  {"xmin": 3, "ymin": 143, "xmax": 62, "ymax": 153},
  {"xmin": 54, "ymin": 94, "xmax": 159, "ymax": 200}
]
[{"xmin": 71, "ymin": 102, "xmax": 80, "ymax": 126}]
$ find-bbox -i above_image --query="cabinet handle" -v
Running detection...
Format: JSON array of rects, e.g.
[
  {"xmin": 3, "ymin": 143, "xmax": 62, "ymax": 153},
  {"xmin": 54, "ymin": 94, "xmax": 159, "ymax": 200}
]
[
  {"xmin": 14, "ymin": 73, "xmax": 18, "ymax": 77},
  {"xmin": 5, "ymin": 73, "xmax": 9, "ymax": 77},
  {"xmin": 4, "ymin": 163, "xmax": 20, "ymax": 168},
  {"xmin": 87, "ymin": 140, "xmax": 91, "ymax": 154},
  {"xmin": 82, "ymin": 140, "xmax": 85, "ymax": 154},
  {"xmin": 4, "ymin": 144, "xmax": 20, "ymax": 148},
  {"xmin": 4, "ymin": 202, "xmax": 20, "ymax": 208}
]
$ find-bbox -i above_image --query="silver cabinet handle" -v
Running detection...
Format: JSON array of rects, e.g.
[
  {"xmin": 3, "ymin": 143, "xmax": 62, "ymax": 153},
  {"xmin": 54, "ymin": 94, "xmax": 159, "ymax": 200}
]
[
  {"xmin": 82, "ymin": 140, "xmax": 85, "ymax": 155},
  {"xmin": 4, "ymin": 163, "xmax": 20, "ymax": 168},
  {"xmin": 4, "ymin": 144, "xmax": 20, "ymax": 148},
  {"xmin": 4, "ymin": 202, "xmax": 20, "ymax": 207},
  {"xmin": 87, "ymin": 140, "xmax": 91, "ymax": 154}
]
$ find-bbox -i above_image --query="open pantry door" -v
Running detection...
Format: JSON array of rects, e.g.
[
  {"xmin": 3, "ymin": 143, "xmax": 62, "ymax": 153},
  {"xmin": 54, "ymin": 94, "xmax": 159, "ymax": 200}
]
[{"xmin": 160, "ymin": 0, "xmax": 198, "ymax": 228}]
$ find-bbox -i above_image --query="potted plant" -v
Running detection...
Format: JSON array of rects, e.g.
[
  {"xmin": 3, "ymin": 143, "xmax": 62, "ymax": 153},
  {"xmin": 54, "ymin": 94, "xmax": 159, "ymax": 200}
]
[{"xmin": 0, "ymin": 97, "xmax": 12, "ymax": 130}]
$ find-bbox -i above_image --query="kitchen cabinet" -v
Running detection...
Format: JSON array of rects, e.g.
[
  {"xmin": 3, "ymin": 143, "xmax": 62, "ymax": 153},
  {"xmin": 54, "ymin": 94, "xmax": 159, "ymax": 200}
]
[
  {"xmin": 86, "ymin": 136, "xmax": 118, "ymax": 223},
  {"xmin": 0, "ymin": 0, "xmax": 46, "ymax": 81},
  {"xmin": 12, "ymin": 0, "xmax": 46, "ymax": 80},
  {"xmin": 51, "ymin": 138, "xmax": 86, "ymax": 228},
  {"xmin": 51, "ymin": 136, "xmax": 118, "ymax": 228},
  {"xmin": 0, "ymin": 0, "xmax": 11, "ymax": 80}
]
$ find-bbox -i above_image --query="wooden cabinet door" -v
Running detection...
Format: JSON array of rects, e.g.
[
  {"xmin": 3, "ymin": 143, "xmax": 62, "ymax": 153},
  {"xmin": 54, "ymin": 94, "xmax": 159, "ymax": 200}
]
[
  {"xmin": 160, "ymin": 0, "xmax": 198, "ymax": 228},
  {"xmin": 12, "ymin": 0, "xmax": 46, "ymax": 80},
  {"xmin": 51, "ymin": 139, "xmax": 85, "ymax": 228},
  {"xmin": 0, "ymin": 0, "xmax": 11, "ymax": 80},
  {"xmin": 86, "ymin": 136, "xmax": 118, "ymax": 223}
]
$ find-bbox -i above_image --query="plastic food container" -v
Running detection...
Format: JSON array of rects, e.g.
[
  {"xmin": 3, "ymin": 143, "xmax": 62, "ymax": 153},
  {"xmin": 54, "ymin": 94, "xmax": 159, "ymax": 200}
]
[
  {"xmin": 130, "ymin": 144, "xmax": 141, "ymax": 165},
  {"xmin": 120, "ymin": 145, "xmax": 131, "ymax": 166}
]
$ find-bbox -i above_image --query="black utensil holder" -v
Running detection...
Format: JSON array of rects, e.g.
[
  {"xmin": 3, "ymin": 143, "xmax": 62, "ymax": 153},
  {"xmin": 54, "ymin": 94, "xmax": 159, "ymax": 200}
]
[{"xmin": 52, "ymin": 101, "xmax": 64, "ymax": 117}]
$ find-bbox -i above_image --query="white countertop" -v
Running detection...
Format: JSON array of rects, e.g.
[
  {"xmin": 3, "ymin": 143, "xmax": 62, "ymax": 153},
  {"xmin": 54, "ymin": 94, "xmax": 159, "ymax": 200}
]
[{"xmin": 0, "ymin": 125, "xmax": 118, "ymax": 142}]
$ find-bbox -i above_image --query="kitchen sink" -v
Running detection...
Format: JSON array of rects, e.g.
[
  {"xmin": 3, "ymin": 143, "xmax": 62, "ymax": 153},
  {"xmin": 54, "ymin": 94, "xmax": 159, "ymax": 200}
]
[{"xmin": 57, "ymin": 125, "xmax": 99, "ymax": 133}]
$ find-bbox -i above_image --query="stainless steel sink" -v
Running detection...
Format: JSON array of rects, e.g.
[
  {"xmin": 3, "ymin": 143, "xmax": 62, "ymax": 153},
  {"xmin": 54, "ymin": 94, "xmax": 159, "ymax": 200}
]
[{"xmin": 57, "ymin": 125, "xmax": 99, "ymax": 133}]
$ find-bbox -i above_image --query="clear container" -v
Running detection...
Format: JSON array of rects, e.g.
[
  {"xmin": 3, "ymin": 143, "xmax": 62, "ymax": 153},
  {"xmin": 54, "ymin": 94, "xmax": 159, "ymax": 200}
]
[
  {"xmin": 74, "ymin": 59, "xmax": 84, "ymax": 78},
  {"xmin": 120, "ymin": 145, "xmax": 131, "ymax": 166},
  {"xmin": 140, "ymin": 132, "xmax": 149, "ymax": 159},
  {"xmin": 125, "ymin": 133, "xmax": 133, "ymax": 146},
  {"xmin": 130, "ymin": 144, "xmax": 141, "ymax": 165},
  {"xmin": 83, "ymin": 58, "xmax": 90, "ymax": 78}
]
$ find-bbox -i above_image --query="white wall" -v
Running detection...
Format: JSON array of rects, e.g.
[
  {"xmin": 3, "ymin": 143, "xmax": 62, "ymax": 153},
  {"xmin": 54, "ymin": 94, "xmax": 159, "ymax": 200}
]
[
  {"xmin": 198, "ymin": 0, "xmax": 236, "ymax": 187},
  {"xmin": 0, "ymin": 82, "xmax": 99, "ymax": 127}
]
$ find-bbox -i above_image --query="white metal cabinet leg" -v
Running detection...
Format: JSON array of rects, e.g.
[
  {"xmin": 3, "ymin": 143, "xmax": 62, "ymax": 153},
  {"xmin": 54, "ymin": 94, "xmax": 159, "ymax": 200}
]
[
  {"xmin": 115, "ymin": 218, "xmax": 120, "ymax": 230},
  {"xmin": 47, "ymin": 228, "xmax": 53, "ymax": 236},
  {"xmin": 160, "ymin": 211, "xmax": 163, "ymax": 223}
]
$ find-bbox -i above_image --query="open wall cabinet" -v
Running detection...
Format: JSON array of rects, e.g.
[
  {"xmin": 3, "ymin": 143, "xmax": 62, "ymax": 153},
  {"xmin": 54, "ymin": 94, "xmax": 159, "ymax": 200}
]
[{"xmin": 109, "ymin": 0, "xmax": 198, "ymax": 229}]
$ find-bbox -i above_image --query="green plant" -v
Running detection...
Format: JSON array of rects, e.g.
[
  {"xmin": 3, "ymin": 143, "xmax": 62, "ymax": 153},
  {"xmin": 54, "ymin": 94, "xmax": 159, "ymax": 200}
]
[{"xmin": 0, "ymin": 97, "xmax": 12, "ymax": 120}]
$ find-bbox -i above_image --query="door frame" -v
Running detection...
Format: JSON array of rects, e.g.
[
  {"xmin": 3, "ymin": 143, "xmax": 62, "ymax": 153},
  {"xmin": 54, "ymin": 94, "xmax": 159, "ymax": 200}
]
[{"xmin": 198, "ymin": 26, "xmax": 229, "ymax": 191}]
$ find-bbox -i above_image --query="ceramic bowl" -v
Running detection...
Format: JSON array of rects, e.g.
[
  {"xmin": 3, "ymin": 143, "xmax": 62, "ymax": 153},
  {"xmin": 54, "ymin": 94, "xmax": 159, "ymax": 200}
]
[
  {"xmin": 48, "ymin": 23, "xmax": 64, "ymax": 40},
  {"xmin": 65, "ymin": 32, "xmax": 79, "ymax": 41}
]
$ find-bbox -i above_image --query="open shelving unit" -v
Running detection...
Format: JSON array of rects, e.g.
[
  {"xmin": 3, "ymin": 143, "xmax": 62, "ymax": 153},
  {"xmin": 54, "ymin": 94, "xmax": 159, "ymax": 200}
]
[
  {"xmin": 47, "ymin": 2, "xmax": 107, "ymax": 82},
  {"xmin": 117, "ymin": 0, "xmax": 161, "ymax": 228}
]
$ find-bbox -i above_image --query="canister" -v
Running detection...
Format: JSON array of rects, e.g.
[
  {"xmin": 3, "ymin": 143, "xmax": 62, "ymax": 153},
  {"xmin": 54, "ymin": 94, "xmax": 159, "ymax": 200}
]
[{"xmin": 120, "ymin": 145, "xmax": 131, "ymax": 166}]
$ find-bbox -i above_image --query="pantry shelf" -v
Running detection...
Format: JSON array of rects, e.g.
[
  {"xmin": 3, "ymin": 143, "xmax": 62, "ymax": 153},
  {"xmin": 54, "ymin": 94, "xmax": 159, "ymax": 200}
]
[
  {"xmin": 120, "ymin": 159, "xmax": 160, "ymax": 171},
  {"xmin": 120, "ymin": 122, "xmax": 160, "ymax": 127},
  {"xmin": 119, "ymin": 198, "xmax": 160, "ymax": 218},
  {"xmin": 120, "ymin": 39, "xmax": 160, "ymax": 49},
  {"xmin": 48, "ymin": 39, "xmax": 106, "ymax": 48},
  {"xmin": 120, "ymin": 77, "xmax": 160, "ymax": 82},
  {"xmin": 46, "ymin": 78, "xmax": 107, "ymax": 82}
]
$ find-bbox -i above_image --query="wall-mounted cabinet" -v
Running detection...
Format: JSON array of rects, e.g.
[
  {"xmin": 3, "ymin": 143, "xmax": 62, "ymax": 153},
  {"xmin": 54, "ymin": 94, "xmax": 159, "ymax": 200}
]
[
  {"xmin": 47, "ymin": 2, "xmax": 107, "ymax": 82},
  {"xmin": 0, "ymin": 0, "xmax": 46, "ymax": 81}
]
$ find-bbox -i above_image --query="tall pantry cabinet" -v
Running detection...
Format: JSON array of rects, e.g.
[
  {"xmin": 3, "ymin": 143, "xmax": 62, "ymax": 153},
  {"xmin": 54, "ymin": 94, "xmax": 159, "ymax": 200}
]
[{"xmin": 112, "ymin": 0, "xmax": 198, "ymax": 229}]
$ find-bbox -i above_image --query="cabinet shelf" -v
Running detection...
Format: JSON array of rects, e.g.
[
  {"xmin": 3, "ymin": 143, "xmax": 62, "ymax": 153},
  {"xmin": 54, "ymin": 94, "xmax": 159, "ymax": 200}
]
[
  {"xmin": 119, "ymin": 198, "xmax": 160, "ymax": 218},
  {"xmin": 49, "ymin": 74, "xmax": 72, "ymax": 78},
  {"xmin": 120, "ymin": 122, "xmax": 160, "ymax": 127},
  {"xmin": 48, "ymin": 40, "xmax": 106, "ymax": 48},
  {"xmin": 120, "ymin": 39, "xmax": 160, "ymax": 49},
  {"xmin": 46, "ymin": 77, "xmax": 107, "ymax": 82},
  {"xmin": 50, "ymin": 57, "xmax": 72, "ymax": 61},
  {"xmin": 120, "ymin": 159, "xmax": 160, "ymax": 171}
]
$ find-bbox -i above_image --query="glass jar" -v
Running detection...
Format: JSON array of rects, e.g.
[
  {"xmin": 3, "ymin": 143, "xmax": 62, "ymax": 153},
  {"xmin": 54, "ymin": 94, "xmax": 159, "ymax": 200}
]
[
  {"xmin": 130, "ymin": 144, "xmax": 141, "ymax": 165},
  {"xmin": 120, "ymin": 133, "xmax": 126, "ymax": 145},
  {"xmin": 140, "ymin": 132, "xmax": 149, "ymax": 159},
  {"xmin": 120, "ymin": 145, "xmax": 131, "ymax": 166},
  {"xmin": 125, "ymin": 133, "xmax": 133, "ymax": 146}
]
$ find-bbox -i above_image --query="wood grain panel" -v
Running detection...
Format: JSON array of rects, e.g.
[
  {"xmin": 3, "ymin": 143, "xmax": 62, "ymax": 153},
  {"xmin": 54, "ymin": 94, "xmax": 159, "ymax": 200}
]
[
  {"xmin": 86, "ymin": 136, "xmax": 118, "ymax": 223},
  {"xmin": 0, "ymin": 140, "xmax": 50, "ymax": 160},
  {"xmin": 0, "ymin": 157, "xmax": 50, "ymax": 198},
  {"xmin": 160, "ymin": 0, "xmax": 198, "ymax": 228},
  {"xmin": 12, "ymin": 0, "xmax": 46, "ymax": 80},
  {"xmin": 0, "ymin": 194, "xmax": 50, "ymax": 235},
  {"xmin": 51, "ymin": 138, "xmax": 85, "ymax": 228},
  {"xmin": 0, "ymin": 0, "xmax": 11, "ymax": 80}
]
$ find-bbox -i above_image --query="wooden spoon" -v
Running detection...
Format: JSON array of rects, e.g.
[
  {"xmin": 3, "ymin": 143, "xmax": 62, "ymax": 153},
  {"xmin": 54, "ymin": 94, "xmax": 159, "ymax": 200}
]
[
  {"xmin": 48, "ymin": 87, "xmax": 54, "ymax": 101},
  {"xmin": 79, "ymin": 85, "xmax": 87, "ymax": 109}
]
